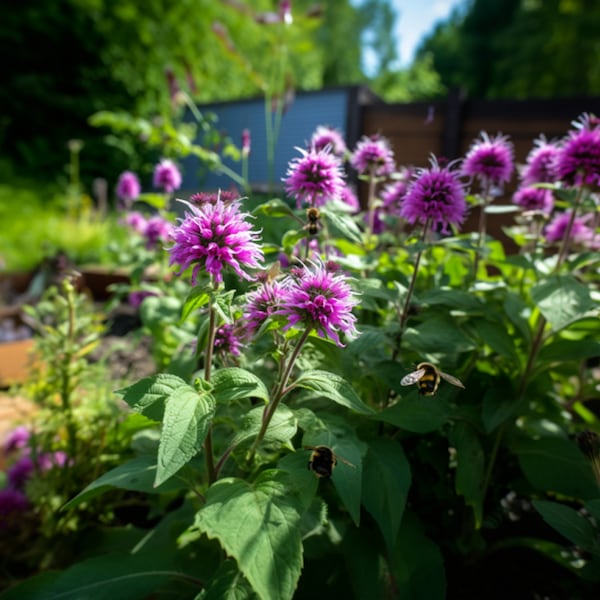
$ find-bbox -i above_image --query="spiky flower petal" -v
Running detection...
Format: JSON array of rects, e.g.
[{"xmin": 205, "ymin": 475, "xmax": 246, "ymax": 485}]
[
  {"xmin": 310, "ymin": 125, "xmax": 347, "ymax": 157},
  {"xmin": 521, "ymin": 136, "xmax": 561, "ymax": 185},
  {"xmin": 556, "ymin": 114, "xmax": 600, "ymax": 187},
  {"xmin": 169, "ymin": 198, "xmax": 263, "ymax": 285},
  {"xmin": 461, "ymin": 132, "xmax": 514, "ymax": 187},
  {"xmin": 512, "ymin": 186, "xmax": 554, "ymax": 214},
  {"xmin": 350, "ymin": 134, "xmax": 395, "ymax": 177}
]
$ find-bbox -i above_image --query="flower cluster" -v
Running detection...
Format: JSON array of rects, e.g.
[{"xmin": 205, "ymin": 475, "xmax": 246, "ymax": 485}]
[
  {"xmin": 556, "ymin": 114, "xmax": 600, "ymax": 188},
  {"xmin": 461, "ymin": 132, "xmax": 514, "ymax": 188},
  {"xmin": 244, "ymin": 279, "xmax": 285, "ymax": 336},
  {"xmin": 310, "ymin": 125, "xmax": 347, "ymax": 157},
  {"xmin": 168, "ymin": 197, "xmax": 264, "ymax": 285},
  {"xmin": 520, "ymin": 136, "xmax": 561, "ymax": 186},
  {"xmin": 124, "ymin": 212, "xmax": 174, "ymax": 249},
  {"xmin": 350, "ymin": 134, "xmax": 395, "ymax": 178},
  {"xmin": 153, "ymin": 159, "xmax": 182, "ymax": 193},
  {"xmin": 116, "ymin": 171, "xmax": 141, "ymax": 208}
]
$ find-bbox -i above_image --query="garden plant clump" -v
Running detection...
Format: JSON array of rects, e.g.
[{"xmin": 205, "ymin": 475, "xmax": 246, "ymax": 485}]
[{"xmin": 1, "ymin": 111, "xmax": 599, "ymax": 599}]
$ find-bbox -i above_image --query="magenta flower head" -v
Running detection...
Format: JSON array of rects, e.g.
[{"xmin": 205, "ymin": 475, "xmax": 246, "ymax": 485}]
[
  {"xmin": 310, "ymin": 125, "xmax": 347, "ymax": 157},
  {"xmin": 556, "ymin": 114, "xmax": 600, "ymax": 188},
  {"xmin": 214, "ymin": 323, "xmax": 243, "ymax": 357},
  {"xmin": 512, "ymin": 186, "xmax": 554, "ymax": 215},
  {"xmin": 242, "ymin": 128, "xmax": 251, "ymax": 157},
  {"xmin": 124, "ymin": 211, "xmax": 148, "ymax": 235},
  {"xmin": 3, "ymin": 426, "xmax": 30, "ymax": 455},
  {"xmin": 521, "ymin": 136, "xmax": 561, "ymax": 186},
  {"xmin": 116, "ymin": 171, "xmax": 141, "ymax": 208},
  {"xmin": 144, "ymin": 215, "xmax": 174, "ymax": 249},
  {"xmin": 244, "ymin": 279, "xmax": 285, "ymax": 336},
  {"xmin": 284, "ymin": 147, "xmax": 346, "ymax": 208},
  {"xmin": 400, "ymin": 156, "xmax": 467, "ymax": 233},
  {"xmin": 8, "ymin": 455, "xmax": 34, "ymax": 490},
  {"xmin": 276, "ymin": 259, "xmax": 359, "ymax": 347},
  {"xmin": 544, "ymin": 210, "xmax": 596, "ymax": 246},
  {"xmin": 168, "ymin": 196, "xmax": 263, "ymax": 285},
  {"xmin": 153, "ymin": 159, "xmax": 182, "ymax": 193},
  {"xmin": 350, "ymin": 134, "xmax": 395, "ymax": 178},
  {"xmin": 461, "ymin": 132, "xmax": 514, "ymax": 188}
]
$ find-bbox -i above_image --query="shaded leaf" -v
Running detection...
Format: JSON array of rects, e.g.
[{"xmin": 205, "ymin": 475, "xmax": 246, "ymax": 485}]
[
  {"xmin": 211, "ymin": 367, "xmax": 270, "ymax": 404},
  {"xmin": 232, "ymin": 405, "xmax": 297, "ymax": 449},
  {"xmin": 376, "ymin": 396, "xmax": 451, "ymax": 433},
  {"xmin": 192, "ymin": 471, "xmax": 303, "ymax": 600},
  {"xmin": 180, "ymin": 284, "xmax": 211, "ymax": 323}
]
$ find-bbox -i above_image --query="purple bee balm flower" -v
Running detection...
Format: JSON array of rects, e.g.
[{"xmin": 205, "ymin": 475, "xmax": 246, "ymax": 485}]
[
  {"xmin": 144, "ymin": 215, "xmax": 174, "ymax": 249},
  {"xmin": 284, "ymin": 147, "xmax": 346, "ymax": 208},
  {"xmin": 0, "ymin": 488, "xmax": 29, "ymax": 525},
  {"xmin": 340, "ymin": 186, "xmax": 360, "ymax": 213},
  {"xmin": 168, "ymin": 198, "xmax": 263, "ymax": 285},
  {"xmin": 37, "ymin": 451, "xmax": 69, "ymax": 471},
  {"xmin": 521, "ymin": 136, "xmax": 561, "ymax": 186},
  {"xmin": 512, "ymin": 186, "xmax": 554, "ymax": 214},
  {"xmin": 350, "ymin": 134, "xmax": 395, "ymax": 178},
  {"xmin": 382, "ymin": 176, "xmax": 411, "ymax": 217},
  {"xmin": 276, "ymin": 259, "xmax": 359, "ymax": 347},
  {"xmin": 3, "ymin": 426, "xmax": 30, "ymax": 455},
  {"xmin": 7, "ymin": 455, "xmax": 34, "ymax": 489},
  {"xmin": 124, "ymin": 211, "xmax": 148, "ymax": 235},
  {"xmin": 214, "ymin": 323, "xmax": 243, "ymax": 357},
  {"xmin": 461, "ymin": 132, "xmax": 514, "ymax": 188},
  {"xmin": 153, "ymin": 159, "xmax": 182, "ymax": 193},
  {"xmin": 556, "ymin": 114, "xmax": 600, "ymax": 187},
  {"xmin": 310, "ymin": 125, "xmax": 347, "ymax": 157},
  {"xmin": 128, "ymin": 289, "xmax": 158, "ymax": 308},
  {"xmin": 544, "ymin": 210, "xmax": 596, "ymax": 245},
  {"xmin": 400, "ymin": 156, "xmax": 467, "ymax": 233},
  {"xmin": 244, "ymin": 279, "xmax": 285, "ymax": 335},
  {"xmin": 116, "ymin": 171, "xmax": 141, "ymax": 207}
]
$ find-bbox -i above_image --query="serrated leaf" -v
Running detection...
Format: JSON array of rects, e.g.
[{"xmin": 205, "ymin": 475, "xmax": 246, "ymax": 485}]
[
  {"xmin": 200, "ymin": 560, "xmax": 257, "ymax": 600},
  {"xmin": 180, "ymin": 284, "xmax": 211, "ymax": 323},
  {"xmin": 539, "ymin": 338, "xmax": 600, "ymax": 363},
  {"xmin": 533, "ymin": 500, "xmax": 600, "ymax": 555},
  {"xmin": 156, "ymin": 385, "xmax": 215, "ymax": 486},
  {"xmin": 376, "ymin": 396, "xmax": 451, "ymax": 433},
  {"xmin": 293, "ymin": 370, "xmax": 375, "ymax": 415},
  {"xmin": 211, "ymin": 367, "xmax": 270, "ymax": 404},
  {"xmin": 362, "ymin": 438, "xmax": 412, "ymax": 553},
  {"xmin": 531, "ymin": 275, "xmax": 597, "ymax": 332},
  {"xmin": 63, "ymin": 455, "xmax": 186, "ymax": 510},
  {"xmin": 322, "ymin": 209, "xmax": 362, "ymax": 243},
  {"xmin": 193, "ymin": 471, "xmax": 303, "ymax": 600},
  {"xmin": 252, "ymin": 198, "xmax": 295, "ymax": 218},
  {"xmin": 448, "ymin": 422, "xmax": 484, "ymax": 527},
  {"xmin": 232, "ymin": 405, "xmax": 297, "ymax": 448},
  {"xmin": 116, "ymin": 373, "xmax": 190, "ymax": 422}
]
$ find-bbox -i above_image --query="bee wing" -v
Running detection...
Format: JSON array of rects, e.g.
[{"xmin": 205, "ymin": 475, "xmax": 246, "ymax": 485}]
[
  {"xmin": 400, "ymin": 368, "xmax": 426, "ymax": 386},
  {"xmin": 336, "ymin": 454, "xmax": 356, "ymax": 468},
  {"xmin": 439, "ymin": 371, "xmax": 465, "ymax": 389}
]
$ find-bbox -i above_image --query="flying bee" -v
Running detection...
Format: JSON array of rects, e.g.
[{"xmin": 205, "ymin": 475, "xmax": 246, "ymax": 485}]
[
  {"xmin": 305, "ymin": 445, "xmax": 354, "ymax": 478},
  {"xmin": 400, "ymin": 362, "xmax": 465, "ymax": 396},
  {"xmin": 305, "ymin": 207, "xmax": 322, "ymax": 236}
]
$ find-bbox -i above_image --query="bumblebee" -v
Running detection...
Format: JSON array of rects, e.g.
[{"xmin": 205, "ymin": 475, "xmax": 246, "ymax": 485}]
[
  {"xmin": 305, "ymin": 207, "xmax": 321, "ymax": 236},
  {"xmin": 305, "ymin": 445, "xmax": 354, "ymax": 478},
  {"xmin": 400, "ymin": 362, "xmax": 464, "ymax": 396}
]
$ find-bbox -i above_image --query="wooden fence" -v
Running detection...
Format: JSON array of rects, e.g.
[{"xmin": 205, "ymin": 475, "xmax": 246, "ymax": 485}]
[{"xmin": 358, "ymin": 91, "xmax": 600, "ymax": 247}]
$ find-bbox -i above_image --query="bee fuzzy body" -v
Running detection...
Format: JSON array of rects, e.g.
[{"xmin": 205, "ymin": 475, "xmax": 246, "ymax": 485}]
[
  {"xmin": 400, "ymin": 362, "xmax": 464, "ymax": 396},
  {"xmin": 307, "ymin": 445, "xmax": 337, "ymax": 478}
]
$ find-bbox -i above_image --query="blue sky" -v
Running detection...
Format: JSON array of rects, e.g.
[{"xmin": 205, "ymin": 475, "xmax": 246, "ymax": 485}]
[{"xmin": 391, "ymin": 0, "xmax": 465, "ymax": 65}]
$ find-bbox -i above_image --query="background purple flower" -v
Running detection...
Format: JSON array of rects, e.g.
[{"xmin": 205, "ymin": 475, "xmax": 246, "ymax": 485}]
[
  {"xmin": 3, "ymin": 426, "xmax": 30, "ymax": 455},
  {"xmin": 544, "ymin": 211, "xmax": 597, "ymax": 246},
  {"xmin": 340, "ymin": 186, "xmax": 360, "ymax": 213},
  {"xmin": 144, "ymin": 215, "xmax": 174, "ymax": 249},
  {"xmin": 276, "ymin": 260, "xmax": 359, "ymax": 347},
  {"xmin": 400, "ymin": 157, "xmax": 467, "ymax": 233},
  {"xmin": 350, "ymin": 134, "xmax": 395, "ymax": 178},
  {"xmin": 284, "ymin": 147, "xmax": 345, "ymax": 208},
  {"xmin": 169, "ymin": 198, "xmax": 263, "ymax": 285},
  {"xmin": 124, "ymin": 211, "xmax": 148, "ymax": 235},
  {"xmin": 461, "ymin": 131, "xmax": 514, "ymax": 188},
  {"xmin": 520, "ymin": 136, "xmax": 561, "ymax": 185},
  {"xmin": 310, "ymin": 125, "xmax": 347, "ymax": 157},
  {"xmin": 153, "ymin": 159, "xmax": 182, "ymax": 193},
  {"xmin": 556, "ymin": 115, "xmax": 600, "ymax": 187},
  {"xmin": 213, "ymin": 323, "xmax": 243, "ymax": 357},
  {"xmin": 244, "ymin": 279, "xmax": 284, "ymax": 336},
  {"xmin": 0, "ymin": 489, "xmax": 29, "ymax": 526},
  {"xmin": 7, "ymin": 455, "xmax": 34, "ymax": 489},
  {"xmin": 116, "ymin": 171, "xmax": 141, "ymax": 207},
  {"xmin": 512, "ymin": 186, "xmax": 554, "ymax": 214}
]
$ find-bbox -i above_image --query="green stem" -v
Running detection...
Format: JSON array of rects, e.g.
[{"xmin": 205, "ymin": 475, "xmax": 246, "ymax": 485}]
[
  {"xmin": 473, "ymin": 185, "xmax": 491, "ymax": 279},
  {"xmin": 203, "ymin": 298, "xmax": 217, "ymax": 484},
  {"xmin": 248, "ymin": 327, "xmax": 312, "ymax": 462},
  {"xmin": 554, "ymin": 185, "xmax": 585, "ymax": 271},
  {"xmin": 366, "ymin": 169, "xmax": 377, "ymax": 235}
]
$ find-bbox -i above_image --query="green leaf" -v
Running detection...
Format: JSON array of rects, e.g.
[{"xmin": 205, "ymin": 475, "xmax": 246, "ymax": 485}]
[
  {"xmin": 322, "ymin": 208, "xmax": 362, "ymax": 243},
  {"xmin": 482, "ymin": 385, "xmax": 519, "ymax": 433},
  {"xmin": 116, "ymin": 373, "xmax": 191, "ymax": 422},
  {"xmin": 470, "ymin": 318, "xmax": 520, "ymax": 363},
  {"xmin": 539, "ymin": 338, "xmax": 600, "ymax": 363},
  {"xmin": 211, "ymin": 367, "xmax": 270, "ymax": 404},
  {"xmin": 531, "ymin": 275, "xmax": 597, "ymax": 332},
  {"xmin": 156, "ymin": 384, "xmax": 215, "ymax": 486},
  {"xmin": 63, "ymin": 455, "xmax": 186, "ymax": 510},
  {"xmin": 303, "ymin": 427, "xmax": 367, "ymax": 527},
  {"xmin": 252, "ymin": 198, "xmax": 295, "ymax": 218},
  {"xmin": 0, "ymin": 552, "xmax": 178, "ymax": 600},
  {"xmin": 192, "ymin": 471, "xmax": 304, "ymax": 600},
  {"xmin": 533, "ymin": 500, "xmax": 600, "ymax": 556},
  {"xmin": 448, "ymin": 422, "xmax": 485, "ymax": 527},
  {"xmin": 293, "ymin": 370, "xmax": 375, "ymax": 415},
  {"xmin": 200, "ymin": 560, "xmax": 257, "ymax": 600},
  {"xmin": 362, "ymin": 438, "xmax": 412, "ymax": 553},
  {"xmin": 376, "ymin": 396, "xmax": 451, "ymax": 433},
  {"xmin": 180, "ymin": 284, "xmax": 211, "ymax": 323},
  {"xmin": 232, "ymin": 405, "xmax": 297, "ymax": 449},
  {"xmin": 514, "ymin": 436, "xmax": 599, "ymax": 500},
  {"xmin": 403, "ymin": 316, "xmax": 476, "ymax": 355},
  {"xmin": 421, "ymin": 288, "xmax": 484, "ymax": 312}
]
